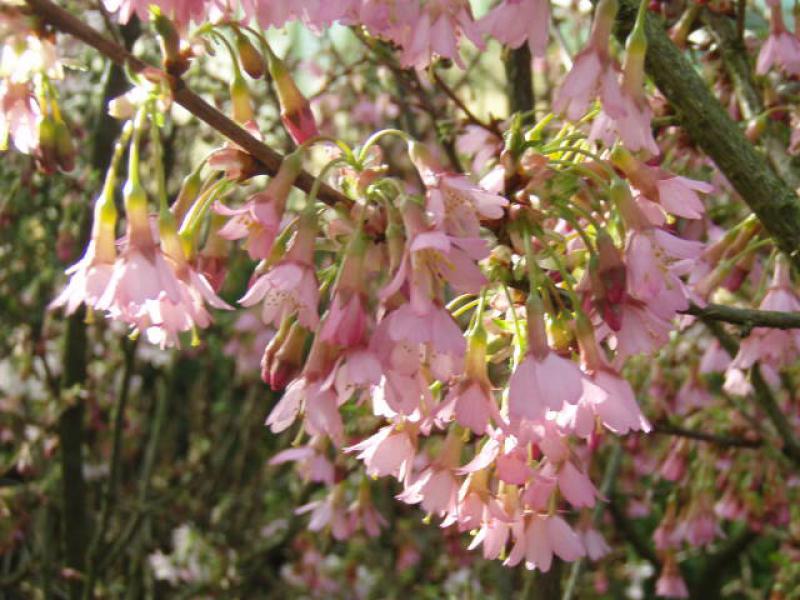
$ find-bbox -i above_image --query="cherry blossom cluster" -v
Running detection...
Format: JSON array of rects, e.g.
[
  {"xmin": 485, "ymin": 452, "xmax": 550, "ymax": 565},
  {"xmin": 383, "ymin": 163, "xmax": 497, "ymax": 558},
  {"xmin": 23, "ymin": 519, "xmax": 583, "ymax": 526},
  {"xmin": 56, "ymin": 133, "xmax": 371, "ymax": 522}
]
[{"xmin": 9, "ymin": 0, "xmax": 800, "ymax": 595}]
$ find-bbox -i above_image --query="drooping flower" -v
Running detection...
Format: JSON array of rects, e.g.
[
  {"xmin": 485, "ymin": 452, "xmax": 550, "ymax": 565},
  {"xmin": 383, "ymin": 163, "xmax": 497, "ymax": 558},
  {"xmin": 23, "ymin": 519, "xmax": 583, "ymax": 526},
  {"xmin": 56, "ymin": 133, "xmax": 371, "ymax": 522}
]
[
  {"xmin": 215, "ymin": 150, "xmax": 303, "ymax": 260},
  {"xmin": 239, "ymin": 214, "xmax": 320, "ymax": 329},
  {"xmin": 508, "ymin": 294, "xmax": 583, "ymax": 421}
]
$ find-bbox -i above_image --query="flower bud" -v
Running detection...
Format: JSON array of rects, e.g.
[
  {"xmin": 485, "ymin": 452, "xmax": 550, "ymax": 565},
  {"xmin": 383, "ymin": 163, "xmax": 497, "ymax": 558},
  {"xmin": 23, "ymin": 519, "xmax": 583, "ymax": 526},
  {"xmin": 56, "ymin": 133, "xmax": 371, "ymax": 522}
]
[
  {"xmin": 236, "ymin": 33, "xmax": 265, "ymax": 79},
  {"xmin": 53, "ymin": 118, "xmax": 75, "ymax": 172},
  {"xmin": 609, "ymin": 179, "xmax": 649, "ymax": 231},
  {"xmin": 153, "ymin": 9, "xmax": 188, "ymax": 75},
  {"xmin": 172, "ymin": 167, "xmax": 203, "ymax": 224},
  {"xmin": 267, "ymin": 49, "xmax": 319, "ymax": 144},
  {"xmin": 37, "ymin": 115, "xmax": 58, "ymax": 174},
  {"xmin": 230, "ymin": 75, "xmax": 254, "ymax": 124},
  {"xmin": 262, "ymin": 320, "xmax": 308, "ymax": 390}
]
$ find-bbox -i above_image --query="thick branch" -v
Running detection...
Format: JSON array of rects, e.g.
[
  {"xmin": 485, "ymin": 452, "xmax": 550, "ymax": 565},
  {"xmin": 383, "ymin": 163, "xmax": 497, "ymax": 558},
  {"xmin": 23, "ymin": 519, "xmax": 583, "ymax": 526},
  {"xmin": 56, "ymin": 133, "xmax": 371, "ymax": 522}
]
[
  {"xmin": 701, "ymin": 9, "xmax": 800, "ymax": 189},
  {"xmin": 683, "ymin": 302, "xmax": 800, "ymax": 329},
  {"xmin": 503, "ymin": 45, "xmax": 534, "ymax": 119},
  {"xmin": 25, "ymin": 0, "xmax": 349, "ymax": 207},
  {"xmin": 615, "ymin": 2, "xmax": 800, "ymax": 270}
]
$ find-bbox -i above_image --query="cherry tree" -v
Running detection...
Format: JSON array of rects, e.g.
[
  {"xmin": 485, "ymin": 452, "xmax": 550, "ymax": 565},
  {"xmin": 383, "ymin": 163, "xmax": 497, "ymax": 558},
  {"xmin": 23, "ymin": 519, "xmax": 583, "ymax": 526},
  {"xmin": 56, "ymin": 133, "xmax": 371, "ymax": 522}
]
[{"xmin": 2, "ymin": 0, "xmax": 800, "ymax": 597}]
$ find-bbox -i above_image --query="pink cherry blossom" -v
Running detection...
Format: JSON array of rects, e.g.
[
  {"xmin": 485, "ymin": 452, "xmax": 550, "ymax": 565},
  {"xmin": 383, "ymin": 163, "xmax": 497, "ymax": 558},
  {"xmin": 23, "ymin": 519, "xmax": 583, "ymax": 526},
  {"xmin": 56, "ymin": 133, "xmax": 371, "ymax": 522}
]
[
  {"xmin": 239, "ymin": 219, "xmax": 320, "ymax": 329},
  {"xmin": 345, "ymin": 425, "xmax": 417, "ymax": 481},
  {"xmin": 508, "ymin": 351, "xmax": 583, "ymax": 421}
]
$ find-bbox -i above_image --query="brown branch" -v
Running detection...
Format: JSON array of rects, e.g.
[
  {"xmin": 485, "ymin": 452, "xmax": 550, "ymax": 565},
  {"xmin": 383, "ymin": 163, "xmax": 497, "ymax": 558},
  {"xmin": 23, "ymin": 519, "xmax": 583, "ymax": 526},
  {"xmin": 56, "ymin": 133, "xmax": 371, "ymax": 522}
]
[
  {"xmin": 25, "ymin": 0, "xmax": 350, "ymax": 207},
  {"xmin": 683, "ymin": 302, "xmax": 800, "ymax": 330}
]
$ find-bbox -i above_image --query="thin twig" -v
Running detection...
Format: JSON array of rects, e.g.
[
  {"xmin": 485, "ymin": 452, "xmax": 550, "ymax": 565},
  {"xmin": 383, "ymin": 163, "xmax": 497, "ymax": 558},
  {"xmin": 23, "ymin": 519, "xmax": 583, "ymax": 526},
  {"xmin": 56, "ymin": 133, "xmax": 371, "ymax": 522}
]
[{"xmin": 650, "ymin": 422, "xmax": 762, "ymax": 448}]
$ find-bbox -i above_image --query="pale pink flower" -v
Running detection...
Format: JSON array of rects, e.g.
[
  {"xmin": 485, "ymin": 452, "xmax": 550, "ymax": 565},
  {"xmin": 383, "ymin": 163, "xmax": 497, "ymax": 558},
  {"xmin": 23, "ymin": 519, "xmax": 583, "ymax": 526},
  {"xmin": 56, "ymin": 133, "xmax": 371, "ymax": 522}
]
[
  {"xmin": 381, "ymin": 201, "xmax": 488, "ymax": 312},
  {"xmin": 479, "ymin": 0, "xmax": 549, "ymax": 56},
  {"xmin": 557, "ymin": 461, "xmax": 597, "ymax": 509},
  {"xmin": 730, "ymin": 257, "xmax": 800, "ymax": 372},
  {"xmin": 387, "ymin": 303, "xmax": 466, "ymax": 364},
  {"xmin": 215, "ymin": 194, "xmax": 283, "ymax": 260},
  {"xmin": 505, "ymin": 514, "xmax": 586, "ymax": 571},
  {"xmin": 296, "ymin": 487, "xmax": 352, "ymax": 541},
  {"xmin": 51, "ymin": 190, "xmax": 118, "ymax": 314},
  {"xmin": 239, "ymin": 219, "xmax": 319, "ymax": 329},
  {"xmin": 613, "ymin": 150, "xmax": 713, "ymax": 221},
  {"xmin": 346, "ymin": 425, "xmax": 417, "ymax": 481},
  {"xmin": 508, "ymin": 352, "xmax": 583, "ymax": 421},
  {"xmin": 455, "ymin": 125, "xmax": 503, "ymax": 173},
  {"xmin": 564, "ymin": 368, "xmax": 651, "ymax": 436},
  {"xmin": 495, "ymin": 445, "xmax": 533, "ymax": 485},
  {"xmin": 448, "ymin": 381, "xmax": 498, "ymax": 435},
  {"xmin": 348, "ymin": 485, "xmax": 387, "ymax": 537}
]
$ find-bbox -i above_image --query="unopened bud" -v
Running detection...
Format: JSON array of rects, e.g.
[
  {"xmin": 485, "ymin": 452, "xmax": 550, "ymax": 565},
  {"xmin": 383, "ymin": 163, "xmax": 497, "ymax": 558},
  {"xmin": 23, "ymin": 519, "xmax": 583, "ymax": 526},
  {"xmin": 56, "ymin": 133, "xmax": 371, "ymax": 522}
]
[
  {"xmin": 263, "ymin": 320, "xmax": 308, "ymax": 390},
  {"xmin": 173, "ymin": 167, "xmax": 203, "ymax": 224},
  {"xmin": 267, "ymin": 50, "xmax": 319, "ymax": 144},
  {"xmin": 236, "ymin": 33, "xmax": 265, "ymax": 79},
  {"xmin": 53, "ymin": 118, "xmax": 75, "ymax": 172},
  {"xmin": 230, "ymin": 76, "xmax": 254, "ymax": 124},
  {"xmin": 153, "ymin": 10, "xmax": 188, "ymax": 75},
  {"xmin": 37, "ymin": 116, "xmax": 58, "ymax": 174}
]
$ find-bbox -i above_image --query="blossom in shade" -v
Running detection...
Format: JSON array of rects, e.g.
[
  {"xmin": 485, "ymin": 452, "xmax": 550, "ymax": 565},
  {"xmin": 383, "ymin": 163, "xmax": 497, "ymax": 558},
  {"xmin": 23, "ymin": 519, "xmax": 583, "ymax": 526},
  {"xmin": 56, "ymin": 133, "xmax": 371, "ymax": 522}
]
[
  {"xmin": 655, "ymin": 553, "xmax": 689, "ymax": 598},
  {"xmin": 611, "ymin": 148, "xmax": 713, "ymax": 222}
]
